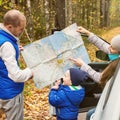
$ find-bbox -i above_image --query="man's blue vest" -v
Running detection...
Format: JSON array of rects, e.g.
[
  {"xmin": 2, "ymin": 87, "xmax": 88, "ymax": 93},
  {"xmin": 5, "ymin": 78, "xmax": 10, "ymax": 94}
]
[{"xmin": 0, "ymin": 30, "xmax": 24, "ymax": 99}]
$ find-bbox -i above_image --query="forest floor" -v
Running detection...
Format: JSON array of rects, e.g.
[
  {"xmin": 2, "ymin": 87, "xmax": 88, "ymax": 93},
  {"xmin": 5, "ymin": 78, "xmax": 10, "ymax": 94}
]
[{"xmin": 0, "ymin": 27, "xmax": 120, "ymax": 120}]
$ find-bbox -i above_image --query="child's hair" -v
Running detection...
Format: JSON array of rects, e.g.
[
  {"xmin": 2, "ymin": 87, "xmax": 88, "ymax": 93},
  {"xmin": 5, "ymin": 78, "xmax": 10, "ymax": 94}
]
[{"xmin": 100, "ymin": 58, "xmax": 120, "ymax": 87}]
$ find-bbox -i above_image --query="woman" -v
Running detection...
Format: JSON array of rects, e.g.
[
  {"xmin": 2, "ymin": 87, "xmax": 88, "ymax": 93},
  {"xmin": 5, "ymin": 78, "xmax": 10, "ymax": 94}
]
[{"xmin": 70, "ymin": 26, "xmax": 120, "ymax": 120}]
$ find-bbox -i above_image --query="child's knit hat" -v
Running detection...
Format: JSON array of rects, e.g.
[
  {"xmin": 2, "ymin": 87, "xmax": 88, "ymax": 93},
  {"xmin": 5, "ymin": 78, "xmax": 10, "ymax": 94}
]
[
  {"xmin": 111, "ymin": 35, "xmax": 120, "ymax": 52},
  {"xmin": 70, "ymin": 68, "xmax": 88, "ymax": 86}
]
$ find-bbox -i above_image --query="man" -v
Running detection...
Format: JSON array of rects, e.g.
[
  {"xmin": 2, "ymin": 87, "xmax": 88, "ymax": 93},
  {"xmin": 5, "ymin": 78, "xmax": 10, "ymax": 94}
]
[{"xmin": 0, "ymin": 9, "xmax": 33, "ymax": 120}]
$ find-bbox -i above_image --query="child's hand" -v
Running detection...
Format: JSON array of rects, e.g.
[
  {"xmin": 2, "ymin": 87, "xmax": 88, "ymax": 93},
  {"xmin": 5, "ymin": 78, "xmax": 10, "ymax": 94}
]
[
  {"xmin": 52, "ymin": 80, "xmax": 61, "ymax": 90},
  {"xmin": 52, "ymin": 85, "xmax": 59, "ymax": 90},
  {"xmin": 69, "ymin": 58, "xmax": 84, "ymax": 67}
]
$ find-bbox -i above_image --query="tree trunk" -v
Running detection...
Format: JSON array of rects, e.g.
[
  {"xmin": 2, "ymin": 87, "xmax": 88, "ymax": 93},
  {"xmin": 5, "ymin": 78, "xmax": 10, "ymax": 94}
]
[
  {"xmin": 11, "ymin": 0, "xmax": 17, "ymax": 8},
  {"xmin": 65, "ymin": 0, "xmax": 72, "ymax": 26},
  {"xmin": 26, "ymin": 0, "xmax": 34, "ymax": 41},
  {"xmin": 55, "ymin": 0, "xmax": 65, "ymax": 29},
  {"xmin": 44, "ymin": 0, "xmax": 50, "ymax": 35},
  {"xmin": 100, "ymin": 0, "xmax": 110, "ymax": 27}
]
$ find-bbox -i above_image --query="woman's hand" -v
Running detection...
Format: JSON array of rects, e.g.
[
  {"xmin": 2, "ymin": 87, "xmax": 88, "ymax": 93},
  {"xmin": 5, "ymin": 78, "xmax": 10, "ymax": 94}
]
[
  {"xmin": 69, "ymin": 58, "xmax": 84, "ymax": 67},
  {"xmin": 77, "ymin": 26, "xmax": 91, "ymax": 36}
]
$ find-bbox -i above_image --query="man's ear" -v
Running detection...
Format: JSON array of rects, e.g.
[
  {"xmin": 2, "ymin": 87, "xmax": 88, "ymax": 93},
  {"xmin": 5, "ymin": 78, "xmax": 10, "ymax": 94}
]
[{"xmin": 5, "ymin": 24, "xmax": 13, "ymax": 31}]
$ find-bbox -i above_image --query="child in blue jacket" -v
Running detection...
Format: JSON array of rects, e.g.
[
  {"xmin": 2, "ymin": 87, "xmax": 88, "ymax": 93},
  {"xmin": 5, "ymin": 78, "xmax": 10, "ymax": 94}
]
[{"xmin": 49, "ymin": 68, "xmax": 89, "ymax": 120}]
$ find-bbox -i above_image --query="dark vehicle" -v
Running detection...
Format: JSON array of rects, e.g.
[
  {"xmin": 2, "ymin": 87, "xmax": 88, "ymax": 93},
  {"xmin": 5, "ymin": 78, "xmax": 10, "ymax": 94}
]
[
  {"xmin": 79, "ymin": 50, "xmax": 109, "ymax": 112},
  {"xmin": 79, "ymin": 33, "xmax": 110, "ymax": 113}
]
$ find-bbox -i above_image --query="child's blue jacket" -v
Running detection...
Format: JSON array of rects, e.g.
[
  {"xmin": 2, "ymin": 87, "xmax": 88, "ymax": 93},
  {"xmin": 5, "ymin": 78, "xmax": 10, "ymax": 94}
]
[{"xmin": 49, "ymin": 84, "xmax": 85, "ymax": 120}]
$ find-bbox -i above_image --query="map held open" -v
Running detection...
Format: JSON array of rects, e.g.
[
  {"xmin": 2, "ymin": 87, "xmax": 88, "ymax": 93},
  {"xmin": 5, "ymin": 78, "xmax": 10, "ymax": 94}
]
[{"xmin": 21, "ymin": 23, "xmax": 90, "ymax": 89}]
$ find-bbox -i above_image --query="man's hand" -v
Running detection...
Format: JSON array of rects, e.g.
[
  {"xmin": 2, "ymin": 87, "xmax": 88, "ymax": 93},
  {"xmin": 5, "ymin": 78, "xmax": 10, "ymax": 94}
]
[
  {"xmin": 19, "ymin": 45, "xmax": 24, "ymax": 51},
  {"xmin": 29, "ymin": 73, "xmax": 34, "ymax": 79}
]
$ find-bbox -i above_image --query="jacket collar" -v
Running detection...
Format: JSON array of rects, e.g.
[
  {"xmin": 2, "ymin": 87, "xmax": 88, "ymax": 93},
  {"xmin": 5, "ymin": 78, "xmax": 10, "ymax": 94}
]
[{"xmin": 0, "ymin": 23, "xmax": 19, "ymax": 42}]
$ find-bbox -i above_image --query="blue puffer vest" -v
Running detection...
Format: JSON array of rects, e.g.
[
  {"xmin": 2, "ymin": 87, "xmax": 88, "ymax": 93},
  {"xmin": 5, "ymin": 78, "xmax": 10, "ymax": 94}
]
[{"xmin": 0, "ymin": 30, "xmax": 24, "ymax": 99}]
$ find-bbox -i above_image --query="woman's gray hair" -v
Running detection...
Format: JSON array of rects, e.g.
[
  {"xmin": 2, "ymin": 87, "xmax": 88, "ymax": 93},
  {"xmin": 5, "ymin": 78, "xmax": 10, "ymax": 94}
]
[{"xmin": 111, "ymin": 35, "xmax": 120, "ymax": 53}]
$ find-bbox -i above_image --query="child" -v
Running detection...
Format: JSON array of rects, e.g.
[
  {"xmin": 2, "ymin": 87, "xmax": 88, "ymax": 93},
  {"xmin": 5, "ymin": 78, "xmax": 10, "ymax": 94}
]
[{"xmin": 48, "ymin": 68, "xmax": 89, "ymax": 120}]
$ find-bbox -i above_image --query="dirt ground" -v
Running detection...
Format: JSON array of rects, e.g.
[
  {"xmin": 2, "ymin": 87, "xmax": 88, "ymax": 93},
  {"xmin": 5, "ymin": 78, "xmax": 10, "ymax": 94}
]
[{"xmin": 78, "ymin": 112, "xmax": 86, "ymax": 120}]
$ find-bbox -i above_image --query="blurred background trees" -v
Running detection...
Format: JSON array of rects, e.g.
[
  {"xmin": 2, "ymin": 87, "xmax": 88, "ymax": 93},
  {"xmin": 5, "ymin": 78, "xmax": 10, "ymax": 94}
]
[{"xmin": 0, "ymin": 0, "xmax": 119, "ymax": 43}]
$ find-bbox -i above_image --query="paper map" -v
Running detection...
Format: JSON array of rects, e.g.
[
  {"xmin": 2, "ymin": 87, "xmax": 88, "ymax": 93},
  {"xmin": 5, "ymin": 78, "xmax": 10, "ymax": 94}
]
[{"xmin": 21, "ymin": 23, "xmax": 90, "ymax": 89}]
